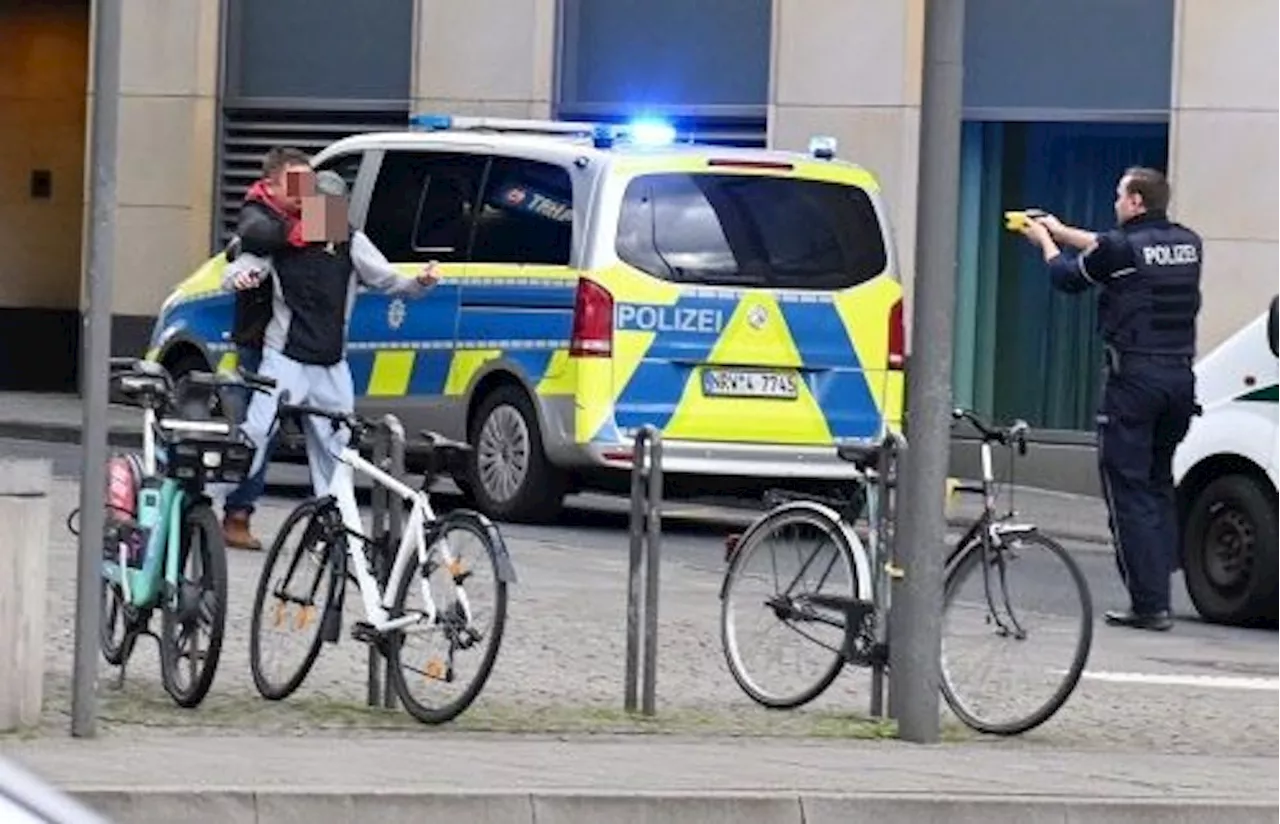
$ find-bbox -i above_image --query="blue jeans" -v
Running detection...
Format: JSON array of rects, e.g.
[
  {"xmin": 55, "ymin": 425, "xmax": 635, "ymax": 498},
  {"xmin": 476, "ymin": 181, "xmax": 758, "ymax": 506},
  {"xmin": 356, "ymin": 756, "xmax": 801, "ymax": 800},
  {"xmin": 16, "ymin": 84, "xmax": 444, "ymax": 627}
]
[{"xmin": 225, "ymin": 346, "xmax": 274, "ymax": 516}]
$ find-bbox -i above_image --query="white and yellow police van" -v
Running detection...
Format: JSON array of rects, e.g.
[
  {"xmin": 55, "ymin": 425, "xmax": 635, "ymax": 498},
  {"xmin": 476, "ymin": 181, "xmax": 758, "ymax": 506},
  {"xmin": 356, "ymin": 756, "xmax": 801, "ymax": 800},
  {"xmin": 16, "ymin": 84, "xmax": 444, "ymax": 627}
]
[
  {"xmin": 1174, "ymin": 295, "xmax": 1278, "ymax": 625},
  {"xmin": 147, "ymin": 116, "xmax": 906, "ymax": 522}
]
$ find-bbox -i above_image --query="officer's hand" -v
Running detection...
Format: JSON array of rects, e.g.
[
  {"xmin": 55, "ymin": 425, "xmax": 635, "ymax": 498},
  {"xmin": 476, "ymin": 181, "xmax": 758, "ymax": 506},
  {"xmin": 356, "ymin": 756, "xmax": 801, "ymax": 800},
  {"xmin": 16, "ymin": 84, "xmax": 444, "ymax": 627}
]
[
  {"xmin": 1032, "ymin": 211, "xmax": 1064, "ymax": 237},
  {"xmin": 1019, "ymin": 220, "xmax": 1052, "ymax": 248},
  {"xmin": 416, "ymin": 261, "xmax": 441, "ymax": 288},
  {"xmin": 231, "ymin": 270, "xmax": 263, "ymax": 291}
]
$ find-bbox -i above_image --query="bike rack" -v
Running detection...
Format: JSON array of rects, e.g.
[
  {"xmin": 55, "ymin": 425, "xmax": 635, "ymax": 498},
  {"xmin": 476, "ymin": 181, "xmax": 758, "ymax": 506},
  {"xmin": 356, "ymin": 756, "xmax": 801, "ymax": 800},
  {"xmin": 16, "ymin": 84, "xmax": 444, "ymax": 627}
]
[
  {"xmin": 623, "ymin": 425, "xmax": 663, "ymax": 716},
  {"xmin": 367, "ymin": 414, "xmax": 406, "ymax": 710}
]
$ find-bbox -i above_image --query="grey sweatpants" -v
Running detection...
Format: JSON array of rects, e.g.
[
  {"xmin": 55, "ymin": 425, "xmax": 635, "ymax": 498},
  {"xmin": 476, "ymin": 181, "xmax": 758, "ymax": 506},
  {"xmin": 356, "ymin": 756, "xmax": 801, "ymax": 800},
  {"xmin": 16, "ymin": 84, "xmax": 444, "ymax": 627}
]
[
  {"xmin": 241, "ymin": 347, "xmax": 355, "ymax": 498},
  {"xmin": 239, "ymin": 347, "xmax": 385, "ymax": 621}
]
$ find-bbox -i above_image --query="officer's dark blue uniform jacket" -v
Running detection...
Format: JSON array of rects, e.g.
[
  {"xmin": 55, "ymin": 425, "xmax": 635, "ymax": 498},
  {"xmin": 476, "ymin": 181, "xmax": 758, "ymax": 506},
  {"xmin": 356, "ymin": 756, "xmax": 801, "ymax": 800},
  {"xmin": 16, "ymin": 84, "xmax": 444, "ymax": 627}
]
[{"xmin": 1047, "ymin": 211, "xmax": 1203, "ymax": 615}]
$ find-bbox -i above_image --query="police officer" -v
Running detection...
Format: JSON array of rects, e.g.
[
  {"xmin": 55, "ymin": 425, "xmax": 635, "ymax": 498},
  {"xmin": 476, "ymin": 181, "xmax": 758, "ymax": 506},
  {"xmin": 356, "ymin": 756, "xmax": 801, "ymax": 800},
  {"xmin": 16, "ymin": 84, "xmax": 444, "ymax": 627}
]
[{"xmin": 1019, "ymin": 166, "xmax": 1202, "ymax": 632}]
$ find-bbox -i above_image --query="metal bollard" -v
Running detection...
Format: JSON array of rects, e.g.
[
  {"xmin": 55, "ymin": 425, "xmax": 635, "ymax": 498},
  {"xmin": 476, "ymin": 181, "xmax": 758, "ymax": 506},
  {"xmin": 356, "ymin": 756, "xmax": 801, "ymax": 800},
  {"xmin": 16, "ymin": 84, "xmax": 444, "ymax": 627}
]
[
  {"xmin": 365, "ymin": 415, "xmax": 406, "ymax": 710},
  {"xmin": 366, "ymin": 426, "xmax": 390, "ymax": 708},
  {"xmin": 382, "ymin": 414, "xmax": 406, "ymax": 711},
  {"xmin": 624, "ymin": 425, "xmax": 663, "ymax": 716},
  {"xmin": 871, "ymin": 431, "xmax": 905, "ymax": 719},
  {"xmin": 0, "ymin": 460, "xmax": 51, "ymax": 732}
]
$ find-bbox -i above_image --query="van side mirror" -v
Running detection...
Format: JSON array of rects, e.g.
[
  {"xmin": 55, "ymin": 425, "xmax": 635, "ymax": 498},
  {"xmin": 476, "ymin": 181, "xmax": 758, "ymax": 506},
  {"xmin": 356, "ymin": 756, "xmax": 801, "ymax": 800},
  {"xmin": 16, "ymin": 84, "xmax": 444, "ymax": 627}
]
[{"xmin": 1268, "ymin": 295, "xmax": 1278, "ymax": 358}]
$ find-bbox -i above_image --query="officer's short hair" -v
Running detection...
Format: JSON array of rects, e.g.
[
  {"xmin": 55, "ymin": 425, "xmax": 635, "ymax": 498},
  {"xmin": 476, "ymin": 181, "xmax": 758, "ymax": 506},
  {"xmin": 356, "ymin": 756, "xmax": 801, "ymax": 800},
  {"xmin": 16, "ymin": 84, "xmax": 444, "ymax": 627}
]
[
  {"xmin": 1122, "ymin": 166, "xmax": 1170, "ymax": 213},
  {"xmin": 262, "ymin": 146, "xmax": 310, "ymax": 179}
]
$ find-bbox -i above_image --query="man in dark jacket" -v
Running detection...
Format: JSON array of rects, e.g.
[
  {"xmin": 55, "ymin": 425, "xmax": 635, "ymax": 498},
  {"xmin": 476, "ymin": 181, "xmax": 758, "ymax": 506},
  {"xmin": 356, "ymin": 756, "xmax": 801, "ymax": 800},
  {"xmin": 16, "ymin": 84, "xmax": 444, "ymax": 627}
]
[
  {"xmin": 1019, "ymin": 167, "xmax": 1202, "ymax": 632},
  {"xmin": 222, "ymin": 146, "xmax": 311, "ymax": 550}
]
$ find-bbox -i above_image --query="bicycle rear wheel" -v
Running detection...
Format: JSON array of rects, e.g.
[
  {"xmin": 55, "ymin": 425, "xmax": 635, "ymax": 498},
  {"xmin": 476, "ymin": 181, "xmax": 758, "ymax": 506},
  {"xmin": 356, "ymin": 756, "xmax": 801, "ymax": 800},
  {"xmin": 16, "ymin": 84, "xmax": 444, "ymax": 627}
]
[
  {"xmin": 940, "ymin": 529, "xmax": 1093, "ymax": 735},
  {"xmin": 160, "ymin": 503, "xmax": 227, "ymax": 708},
  {"xmin": 388, "ymin": 510, "xmax": 510, "ymax": 724},
  {"xmin": 720, "ymin": 504, "xmax": 861, "ymax": 709},
  {"xmin": 249, "ymin": 497, "xmax": 340, "ymax": 701}
]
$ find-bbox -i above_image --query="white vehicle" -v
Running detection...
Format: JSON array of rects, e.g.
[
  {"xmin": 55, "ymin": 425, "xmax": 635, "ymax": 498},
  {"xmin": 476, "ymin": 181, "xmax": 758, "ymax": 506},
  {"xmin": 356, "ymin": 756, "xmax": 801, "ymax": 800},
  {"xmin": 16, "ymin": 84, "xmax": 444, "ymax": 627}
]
[{"xmin": 1174, "ymin": 295, "xmax": 1278, "ymax": 626}]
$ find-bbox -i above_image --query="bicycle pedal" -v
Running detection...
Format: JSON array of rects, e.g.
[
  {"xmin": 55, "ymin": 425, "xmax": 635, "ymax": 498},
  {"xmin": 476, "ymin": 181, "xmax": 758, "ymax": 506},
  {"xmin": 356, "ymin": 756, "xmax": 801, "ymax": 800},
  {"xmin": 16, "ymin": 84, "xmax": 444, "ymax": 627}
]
[
  {"xmin": 350, "ymin": 621, "xmax": 379, "ymax": 644},
  {"xmin": 884, "ymin": 562, "xmax": 905, "ymax": 579}
]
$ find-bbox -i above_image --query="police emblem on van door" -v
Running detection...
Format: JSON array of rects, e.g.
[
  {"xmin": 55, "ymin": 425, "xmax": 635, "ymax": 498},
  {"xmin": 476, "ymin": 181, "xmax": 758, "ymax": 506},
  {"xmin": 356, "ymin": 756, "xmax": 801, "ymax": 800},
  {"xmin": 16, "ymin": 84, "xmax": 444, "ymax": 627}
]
[
  {"xmin": 387, "ymin": 298, "xmax": 407, "ymax": 331},
  {"xmin": 747, "ymin": 305, "xmax": 768, "ymax": 330}
]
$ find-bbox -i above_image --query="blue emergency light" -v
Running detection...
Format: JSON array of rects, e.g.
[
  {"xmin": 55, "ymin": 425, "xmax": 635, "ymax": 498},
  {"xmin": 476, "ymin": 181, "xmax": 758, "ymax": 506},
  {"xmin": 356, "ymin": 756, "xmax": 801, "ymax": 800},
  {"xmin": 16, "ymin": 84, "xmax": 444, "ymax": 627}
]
[
  {"xmin": 409, "ymin": 113, "xmax": 453, "ymax": 130},
  {"xmin": 628, "ymin": 119, "xmax": 677, "ymax": 147}
]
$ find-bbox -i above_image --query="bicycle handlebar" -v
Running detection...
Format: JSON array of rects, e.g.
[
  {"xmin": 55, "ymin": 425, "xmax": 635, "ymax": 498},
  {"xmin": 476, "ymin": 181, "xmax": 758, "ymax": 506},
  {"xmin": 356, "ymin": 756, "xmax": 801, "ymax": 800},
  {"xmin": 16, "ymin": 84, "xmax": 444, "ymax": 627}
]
[
  {"xmin": 278, "ymin": 402, "xmax": 373, "ymax": 438},
  {"xmin": 110, "ymin": 358, "xmax": 277, "ymax": 416},
  {"xmin": 951, "ymin": 408, "xmax": 1029, "ymax": 455}
]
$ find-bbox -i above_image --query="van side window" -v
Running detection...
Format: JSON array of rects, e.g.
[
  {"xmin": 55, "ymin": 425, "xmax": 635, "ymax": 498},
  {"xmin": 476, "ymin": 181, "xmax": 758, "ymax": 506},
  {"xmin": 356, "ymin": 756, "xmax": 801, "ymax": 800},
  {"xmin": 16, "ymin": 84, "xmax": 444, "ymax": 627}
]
[
  {"xmin": 471, "ymin": 157, "xmax": 573, "ymax": 266},
  {"xmin": 364, "ymin": 151, "xmax": 486, "ymax": 263}
]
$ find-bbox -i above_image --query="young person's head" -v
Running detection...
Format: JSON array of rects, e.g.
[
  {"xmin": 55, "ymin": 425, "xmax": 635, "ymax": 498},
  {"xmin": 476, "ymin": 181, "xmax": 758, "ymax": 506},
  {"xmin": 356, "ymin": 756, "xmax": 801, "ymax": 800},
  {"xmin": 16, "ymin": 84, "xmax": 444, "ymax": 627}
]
[{"xmin": 262, "ymin": 147, "xmax": 312, "ymax": 213}]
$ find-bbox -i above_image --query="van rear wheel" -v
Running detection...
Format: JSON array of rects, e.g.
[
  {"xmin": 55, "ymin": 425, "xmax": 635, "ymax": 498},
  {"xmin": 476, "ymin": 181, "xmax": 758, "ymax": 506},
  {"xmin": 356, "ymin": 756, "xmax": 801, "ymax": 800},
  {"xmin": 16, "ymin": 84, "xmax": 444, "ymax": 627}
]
[
  {"xmin": 1183, "ymin": 474, "xmax": 1278, "ymax": 626},
  {"xmin": 468, "ymin": 385, "xmax": 566, "ymax": 523}
]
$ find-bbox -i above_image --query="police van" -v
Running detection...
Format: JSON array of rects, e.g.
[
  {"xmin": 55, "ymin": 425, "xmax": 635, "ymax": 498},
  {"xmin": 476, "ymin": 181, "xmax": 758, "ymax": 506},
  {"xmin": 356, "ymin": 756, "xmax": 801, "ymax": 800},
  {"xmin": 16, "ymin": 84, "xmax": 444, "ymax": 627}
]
[
  {"xmin": 147, "ymin": 116, "xmax": 906, "ymax": 522},
  {"xmin": 1173, "ymin": 295, "xmax": 1278, "ymax": 625}
]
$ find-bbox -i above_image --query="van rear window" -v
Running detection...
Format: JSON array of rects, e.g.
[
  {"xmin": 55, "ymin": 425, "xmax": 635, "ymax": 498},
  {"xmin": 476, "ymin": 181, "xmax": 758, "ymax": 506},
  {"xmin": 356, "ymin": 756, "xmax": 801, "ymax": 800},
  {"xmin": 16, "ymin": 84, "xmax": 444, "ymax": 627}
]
[{"xmin": 616, "ymin": 173, "xmax": 888, "ymax": 290}]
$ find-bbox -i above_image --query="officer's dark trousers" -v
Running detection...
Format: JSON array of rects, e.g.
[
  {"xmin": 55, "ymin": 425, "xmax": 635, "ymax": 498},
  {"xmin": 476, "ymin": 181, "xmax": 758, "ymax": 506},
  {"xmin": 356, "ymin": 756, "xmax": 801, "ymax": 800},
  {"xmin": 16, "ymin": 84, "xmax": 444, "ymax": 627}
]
[{"xmin": 1096, "ymin": 354, "xmax": 1196, "ymax": 615}]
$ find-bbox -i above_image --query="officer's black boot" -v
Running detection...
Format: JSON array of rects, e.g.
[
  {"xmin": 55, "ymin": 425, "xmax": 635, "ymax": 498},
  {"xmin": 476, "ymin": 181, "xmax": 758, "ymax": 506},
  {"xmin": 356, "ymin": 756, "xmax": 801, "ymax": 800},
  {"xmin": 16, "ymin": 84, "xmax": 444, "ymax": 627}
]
[{"xmin": 1104, "ymin": 608, "xmax": 1173, "ymax": 631}]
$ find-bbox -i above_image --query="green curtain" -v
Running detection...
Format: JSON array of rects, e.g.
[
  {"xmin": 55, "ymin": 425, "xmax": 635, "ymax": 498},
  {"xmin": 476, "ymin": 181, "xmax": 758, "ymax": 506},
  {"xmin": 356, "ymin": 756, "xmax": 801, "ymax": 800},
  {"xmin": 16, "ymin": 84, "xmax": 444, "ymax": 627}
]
[{"xmin": 954, "ymin": 120, "xmax": 1169, "ymax": 432}]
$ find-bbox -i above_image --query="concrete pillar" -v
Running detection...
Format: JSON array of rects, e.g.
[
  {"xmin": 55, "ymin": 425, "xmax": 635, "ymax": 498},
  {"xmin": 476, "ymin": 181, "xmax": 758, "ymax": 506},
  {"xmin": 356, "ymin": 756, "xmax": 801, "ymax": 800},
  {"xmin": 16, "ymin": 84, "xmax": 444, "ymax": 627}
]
[
  {"xmin": 410, "ymin": 0, "xmax": 558, "ymax": 119},
  {"xmin": 1167, "ymin": 0, "xmax": 1279, "ymax": 352},
  {"xmin": 84, "ymin": 0, "xmax": 221, "ymax": 342},
  {"xmin": 768, "ymin": 0, "xmax": 925, "ymax": 313},
  {"xmin": 0, "ymin": 459, "xmax": 52, "ymax": 732}
]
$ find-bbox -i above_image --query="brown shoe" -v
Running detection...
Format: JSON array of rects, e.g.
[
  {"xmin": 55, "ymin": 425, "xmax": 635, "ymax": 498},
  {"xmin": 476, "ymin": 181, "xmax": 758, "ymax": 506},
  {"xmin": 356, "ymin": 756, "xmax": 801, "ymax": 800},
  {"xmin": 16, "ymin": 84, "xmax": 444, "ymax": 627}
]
[{"xmin": 223, "ymin": 511, "xmax": 262, "ymax": 551}]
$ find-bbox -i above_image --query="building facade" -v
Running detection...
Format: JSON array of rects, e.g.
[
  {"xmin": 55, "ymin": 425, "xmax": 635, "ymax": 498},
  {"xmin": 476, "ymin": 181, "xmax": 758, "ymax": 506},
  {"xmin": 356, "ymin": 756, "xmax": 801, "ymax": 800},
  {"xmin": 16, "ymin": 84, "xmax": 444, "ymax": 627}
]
[{"xmin": 2, "ymin": 0, "xmax": 1276, "ymax": 441}]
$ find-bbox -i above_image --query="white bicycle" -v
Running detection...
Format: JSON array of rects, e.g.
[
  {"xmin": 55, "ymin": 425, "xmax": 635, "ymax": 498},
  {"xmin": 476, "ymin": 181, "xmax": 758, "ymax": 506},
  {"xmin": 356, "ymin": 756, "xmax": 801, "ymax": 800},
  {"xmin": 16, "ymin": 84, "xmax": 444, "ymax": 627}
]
[{"xmin": 247, "ymin": 402, "xmax": 516, "ymax": 724}]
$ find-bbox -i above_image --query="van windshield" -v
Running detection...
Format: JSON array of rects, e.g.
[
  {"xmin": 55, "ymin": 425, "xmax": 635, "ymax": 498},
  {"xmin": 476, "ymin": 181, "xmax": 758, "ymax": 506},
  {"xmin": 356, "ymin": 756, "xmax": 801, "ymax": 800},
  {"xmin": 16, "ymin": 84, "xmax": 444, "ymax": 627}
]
[{"xmin": 616, "ymin": 172, "xmax": 888, "ymax": 290}]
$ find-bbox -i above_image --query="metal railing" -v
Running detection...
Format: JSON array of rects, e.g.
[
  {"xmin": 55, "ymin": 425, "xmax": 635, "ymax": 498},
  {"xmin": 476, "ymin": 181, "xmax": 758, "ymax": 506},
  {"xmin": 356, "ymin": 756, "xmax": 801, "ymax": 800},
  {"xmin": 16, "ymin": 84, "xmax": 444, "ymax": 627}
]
[{"xmin": 623, "ymin": 425, "xmax": 664, "ymax": 716}]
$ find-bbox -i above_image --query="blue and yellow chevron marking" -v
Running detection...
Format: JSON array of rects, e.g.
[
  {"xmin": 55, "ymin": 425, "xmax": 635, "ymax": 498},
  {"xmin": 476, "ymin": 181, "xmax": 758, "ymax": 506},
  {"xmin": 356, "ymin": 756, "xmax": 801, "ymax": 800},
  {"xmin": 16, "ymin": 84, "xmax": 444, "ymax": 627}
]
[{"xmin": 585, "ymin": 262, "xmax": 899, "ymax": 447}]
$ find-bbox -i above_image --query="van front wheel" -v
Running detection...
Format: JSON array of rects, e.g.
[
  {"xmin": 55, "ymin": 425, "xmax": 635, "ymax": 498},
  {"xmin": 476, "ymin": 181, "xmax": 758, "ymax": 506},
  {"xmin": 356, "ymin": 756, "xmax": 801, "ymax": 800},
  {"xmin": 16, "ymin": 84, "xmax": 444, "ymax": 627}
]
[
  {"xmin": 468, "ymin": 385, "xmax": 566, "ymax": 523},
  {"xmin": 1182, "ymin": 474, "xmax": 1278, "ymax": 626}
]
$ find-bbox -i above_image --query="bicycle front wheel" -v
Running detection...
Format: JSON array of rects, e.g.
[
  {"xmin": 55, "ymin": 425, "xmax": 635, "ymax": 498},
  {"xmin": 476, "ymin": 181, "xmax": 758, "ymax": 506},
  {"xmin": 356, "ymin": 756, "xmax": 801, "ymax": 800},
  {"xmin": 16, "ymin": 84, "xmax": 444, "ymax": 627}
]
[
  {"xmin": 249, "ymin": 497, "xmax": 340, "ymax": 701},
  {"xmin": 940, "ymin": 529, "xmax": 1093, "ymax": 735},
  {"xmin": 388, "ymin": 510, "xmax": 510, "ymax": 724},
  {"xmin": 720, "ymin": 504, "xmax": 861, "ymax": 709},
  {"xmin": 160, "ymin": 503, "xmax": 227, "ymax": 708}
]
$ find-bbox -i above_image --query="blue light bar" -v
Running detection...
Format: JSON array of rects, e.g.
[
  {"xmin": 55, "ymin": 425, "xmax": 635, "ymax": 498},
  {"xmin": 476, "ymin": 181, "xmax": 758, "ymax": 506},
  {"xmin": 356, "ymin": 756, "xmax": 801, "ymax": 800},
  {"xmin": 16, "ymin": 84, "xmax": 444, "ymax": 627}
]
[
  {"xmin": 627, "ymin": 119, "xmax": 677, "ymax": 147},
  {"xmin": 409, "ymin": 113, "xmax": 453, "ymax": 130},
  {"xmin": 592, "ymin": 125, "xmax": 617, "ymax": 149}
]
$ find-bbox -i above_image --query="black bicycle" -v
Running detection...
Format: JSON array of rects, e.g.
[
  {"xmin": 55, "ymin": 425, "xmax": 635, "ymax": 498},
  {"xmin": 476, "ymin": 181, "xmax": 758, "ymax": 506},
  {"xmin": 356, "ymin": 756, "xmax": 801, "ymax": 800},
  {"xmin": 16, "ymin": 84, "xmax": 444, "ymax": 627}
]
[{"xmin": 719, "ymin": 409, "xmax": 1094, "ymax": 735}]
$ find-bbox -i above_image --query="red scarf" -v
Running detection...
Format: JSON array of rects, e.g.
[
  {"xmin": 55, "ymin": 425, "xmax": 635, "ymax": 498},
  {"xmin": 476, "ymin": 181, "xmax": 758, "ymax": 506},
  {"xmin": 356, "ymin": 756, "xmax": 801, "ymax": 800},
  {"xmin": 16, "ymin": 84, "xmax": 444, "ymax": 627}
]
[{"xmin": 244, "ymin": 179, "xmax": 306, "ymax": 248}]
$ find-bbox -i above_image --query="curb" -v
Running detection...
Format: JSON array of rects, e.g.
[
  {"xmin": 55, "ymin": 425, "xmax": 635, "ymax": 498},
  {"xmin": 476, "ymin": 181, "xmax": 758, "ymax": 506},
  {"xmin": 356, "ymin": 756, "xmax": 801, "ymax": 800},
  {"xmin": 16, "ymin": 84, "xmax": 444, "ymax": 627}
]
[{"xmin": 70, "ymin": 788, "xmax": 1277, "ymax": 824}]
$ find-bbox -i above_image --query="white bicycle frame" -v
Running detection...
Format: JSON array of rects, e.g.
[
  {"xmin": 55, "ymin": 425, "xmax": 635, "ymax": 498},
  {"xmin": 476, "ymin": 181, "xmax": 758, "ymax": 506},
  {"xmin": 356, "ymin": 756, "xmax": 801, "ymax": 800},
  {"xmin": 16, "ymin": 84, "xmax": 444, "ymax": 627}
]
[{"xmin": 326, "ymin": 445, "xmax": 470, "ymax": 636}]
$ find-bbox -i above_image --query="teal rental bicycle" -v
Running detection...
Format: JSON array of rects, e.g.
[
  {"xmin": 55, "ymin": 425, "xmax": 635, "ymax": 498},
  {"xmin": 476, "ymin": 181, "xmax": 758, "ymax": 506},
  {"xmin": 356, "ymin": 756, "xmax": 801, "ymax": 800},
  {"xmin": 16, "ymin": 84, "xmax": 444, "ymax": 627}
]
[{"xmin": 70, "ymin": 358, "xmax": 274, "ymax": 708}]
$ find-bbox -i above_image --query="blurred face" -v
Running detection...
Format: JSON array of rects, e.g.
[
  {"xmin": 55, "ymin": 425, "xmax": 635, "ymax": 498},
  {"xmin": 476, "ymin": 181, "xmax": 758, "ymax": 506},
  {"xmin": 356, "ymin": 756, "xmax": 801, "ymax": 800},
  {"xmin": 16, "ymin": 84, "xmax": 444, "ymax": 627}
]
[
  {"xmin": 268, "ymin": 162, "xmax": 313, "ymax": 213},
  {"xmin": 1114, "ymin": 174, "xmax": 1146, "ymax": 224}
]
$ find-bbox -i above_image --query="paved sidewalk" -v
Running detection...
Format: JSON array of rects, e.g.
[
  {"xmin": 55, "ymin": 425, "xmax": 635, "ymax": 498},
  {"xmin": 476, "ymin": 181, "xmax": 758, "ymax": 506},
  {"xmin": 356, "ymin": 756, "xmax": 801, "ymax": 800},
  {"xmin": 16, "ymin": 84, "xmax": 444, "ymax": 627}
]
[
  {"xmin": 2, "ymin": 731, "xmax": 1275, "ymax": 824},
  {"xmin": 0, "ymin": 390, "xmax": 1116, "ymax": 545}
]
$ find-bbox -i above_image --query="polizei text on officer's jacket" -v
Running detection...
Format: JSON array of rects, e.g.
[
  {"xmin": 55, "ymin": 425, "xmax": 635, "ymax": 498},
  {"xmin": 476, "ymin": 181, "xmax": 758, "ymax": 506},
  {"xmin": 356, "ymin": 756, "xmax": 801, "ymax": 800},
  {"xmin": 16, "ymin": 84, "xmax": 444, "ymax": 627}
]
[{"xmin": 1142, "ymin": 243, "xmax": 1200, "ymax": 266}]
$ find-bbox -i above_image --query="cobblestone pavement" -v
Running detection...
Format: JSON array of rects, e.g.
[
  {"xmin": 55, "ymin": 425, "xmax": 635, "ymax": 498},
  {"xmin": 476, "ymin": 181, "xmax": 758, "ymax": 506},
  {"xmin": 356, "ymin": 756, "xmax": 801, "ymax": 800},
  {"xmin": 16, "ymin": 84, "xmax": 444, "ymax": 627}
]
[{"xmin": 30, "ymin": 477, "xmax": 1280, "ymax": 757}]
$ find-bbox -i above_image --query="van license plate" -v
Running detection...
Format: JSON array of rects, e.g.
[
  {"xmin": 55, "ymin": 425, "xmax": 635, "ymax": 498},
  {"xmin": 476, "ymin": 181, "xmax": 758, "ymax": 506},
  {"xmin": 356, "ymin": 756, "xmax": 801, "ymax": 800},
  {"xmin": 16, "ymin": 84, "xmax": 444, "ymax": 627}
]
[{"xmin": 701, "ymin": 368, "xmax": 798, "ymax": 399}]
